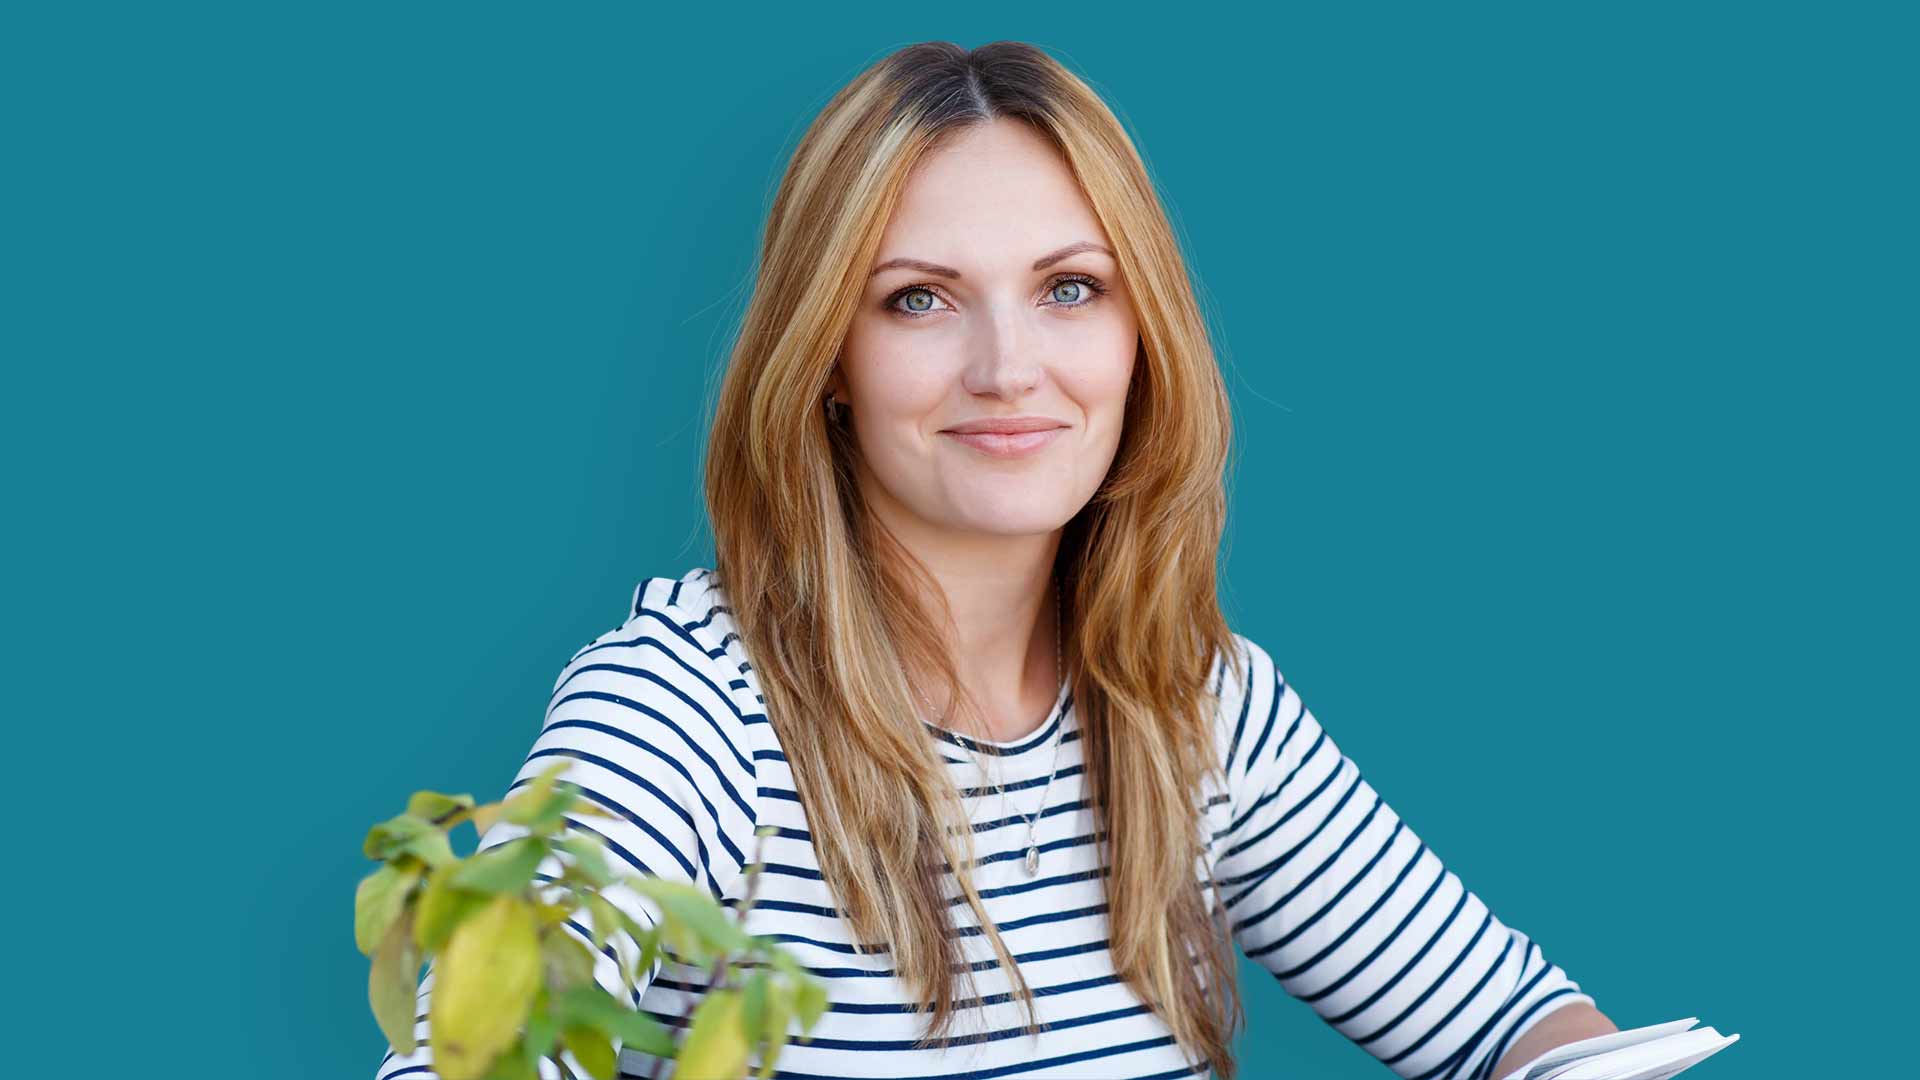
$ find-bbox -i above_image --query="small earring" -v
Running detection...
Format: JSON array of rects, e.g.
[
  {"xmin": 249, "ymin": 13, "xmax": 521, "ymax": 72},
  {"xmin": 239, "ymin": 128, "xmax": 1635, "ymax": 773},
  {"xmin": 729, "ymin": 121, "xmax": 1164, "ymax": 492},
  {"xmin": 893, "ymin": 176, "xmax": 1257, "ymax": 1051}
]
[{"xmin": 823, "ymin": 393, "xmax": 844, "ymax": 421}]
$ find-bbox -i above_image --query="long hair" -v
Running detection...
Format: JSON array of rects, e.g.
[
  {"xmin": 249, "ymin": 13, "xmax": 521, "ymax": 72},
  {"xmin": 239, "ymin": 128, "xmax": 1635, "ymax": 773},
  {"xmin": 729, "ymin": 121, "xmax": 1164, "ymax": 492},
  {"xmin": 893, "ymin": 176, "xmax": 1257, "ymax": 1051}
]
[{"xmin": 703, "ymin": 40, "xmax": 1250, "ymax": 1077}]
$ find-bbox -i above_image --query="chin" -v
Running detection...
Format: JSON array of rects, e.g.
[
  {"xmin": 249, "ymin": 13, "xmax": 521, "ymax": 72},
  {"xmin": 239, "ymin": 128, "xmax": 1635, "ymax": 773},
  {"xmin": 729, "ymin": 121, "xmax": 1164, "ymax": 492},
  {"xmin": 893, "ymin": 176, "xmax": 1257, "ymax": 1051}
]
[{"xmin": 940, "ymin": 498, "xmax": 1078, "ymax": 536}]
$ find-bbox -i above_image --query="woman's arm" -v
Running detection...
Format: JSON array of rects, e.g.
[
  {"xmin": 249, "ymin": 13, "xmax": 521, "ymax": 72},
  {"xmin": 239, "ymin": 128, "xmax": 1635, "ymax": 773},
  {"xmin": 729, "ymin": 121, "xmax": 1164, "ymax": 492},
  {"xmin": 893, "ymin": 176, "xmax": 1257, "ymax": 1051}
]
[
  {"xmin": 1210, "ymin": 634, "xmax": 1599, "ymax": 1080},
  {"xmin": 1488, "ymin": 1001, "xmax": 1618, "ymax": 1079}
]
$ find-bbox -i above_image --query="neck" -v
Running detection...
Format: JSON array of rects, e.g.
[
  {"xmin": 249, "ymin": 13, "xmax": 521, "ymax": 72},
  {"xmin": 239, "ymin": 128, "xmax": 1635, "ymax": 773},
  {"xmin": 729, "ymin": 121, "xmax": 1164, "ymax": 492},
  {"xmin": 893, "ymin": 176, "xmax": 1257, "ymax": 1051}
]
[{"xmin": 904, "ymin": 548, "xmax": 1065, "ymax": 744}]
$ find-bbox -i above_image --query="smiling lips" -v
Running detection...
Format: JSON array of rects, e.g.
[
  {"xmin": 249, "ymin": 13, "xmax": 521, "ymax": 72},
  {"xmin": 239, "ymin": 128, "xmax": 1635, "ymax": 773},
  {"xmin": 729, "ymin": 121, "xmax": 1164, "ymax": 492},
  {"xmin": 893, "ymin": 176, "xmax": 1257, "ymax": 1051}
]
[{"xmin": 939, "ymin": 416, "xmax": 1068, "ymax": 459}]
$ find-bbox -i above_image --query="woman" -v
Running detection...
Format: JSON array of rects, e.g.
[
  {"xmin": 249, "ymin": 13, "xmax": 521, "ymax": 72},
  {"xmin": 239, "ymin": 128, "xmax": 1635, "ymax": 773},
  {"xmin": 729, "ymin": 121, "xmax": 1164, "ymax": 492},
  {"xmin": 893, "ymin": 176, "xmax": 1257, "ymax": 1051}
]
[{"xmin": 377, "ymin": 40, "xmax": 1616, "ymax": 1080}]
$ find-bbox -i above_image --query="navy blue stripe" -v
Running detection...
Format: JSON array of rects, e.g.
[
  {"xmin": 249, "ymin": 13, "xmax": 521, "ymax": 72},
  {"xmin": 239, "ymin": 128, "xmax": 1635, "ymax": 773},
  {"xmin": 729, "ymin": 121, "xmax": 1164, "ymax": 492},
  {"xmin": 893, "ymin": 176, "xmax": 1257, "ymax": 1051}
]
[
  {"xmin": 1325, "ymin": 886, "xmax": 1471, "ymax": 1023},
  {"xmin": 1364, "ymin": 911, "xmax": 1499, "ymax": 1050},
  {"xmin": 1223, "ymin": 648, "xmax": 1263, "ymax": 783},
  {"xmin": 1429, "ymin": 940, "xmax": 1547, "ymax": 1080},
  {"xmin": 1222, "ymin": 759, "xmax": 1361, "ymax": 898},
  {"xmin": 923, "ymin": 690, "xmax": 1074, "ymax": 756},
  {"xmin": 521, "ymin": 748, "xmax": 706, "ymax": 883},
  {"xmin": 1225, "ymin": 702, "xmax": 1311, "ymax": 837},
  {"xmin": 1467, "ymin": 983, "xmax": 1580, "ymax": 1080},
  {"xmin": 551, "ymin": 662, "xmax": 757, "ymax": 778},
  {"xmin": 538, "ymin": 714, "xmax": 754, "ymax": 841},
  {"xmin": 1229, "ymin": 782, "xmax": 1382, "ymax": 928},
  {"xmin": 1382, "ymin": 926, "xmax": 1514, "ymax": 1066},
  {"xmin": 1271, "ymin": 838, "xmax": 1429, "ymax": 978},
  {"xmin": 1288, "ymin": 851, "xmax": 1446, "ymax": 995}
]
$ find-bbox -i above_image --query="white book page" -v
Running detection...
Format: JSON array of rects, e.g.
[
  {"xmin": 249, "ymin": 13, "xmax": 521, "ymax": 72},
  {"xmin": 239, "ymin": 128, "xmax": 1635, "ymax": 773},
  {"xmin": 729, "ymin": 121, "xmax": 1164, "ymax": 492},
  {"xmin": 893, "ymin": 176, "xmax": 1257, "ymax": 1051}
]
[
  {"xmin": 1548, "ymin": 1029, "xmax": 1738, "ymax": 1080},
  {"xmin": 1500, "ymin": 1017, "xmax": 1702, "ymax": 1080}
]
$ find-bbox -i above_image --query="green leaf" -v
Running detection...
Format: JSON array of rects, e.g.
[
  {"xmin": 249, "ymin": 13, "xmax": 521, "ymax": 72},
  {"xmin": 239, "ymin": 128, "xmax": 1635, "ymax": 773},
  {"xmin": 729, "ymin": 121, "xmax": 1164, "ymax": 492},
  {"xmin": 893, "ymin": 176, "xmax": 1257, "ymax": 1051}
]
[
  {"xmin": 364, "ymin": 814, "xmax": 456, "ymax": 869},
  {"xmin": 755, "ymin": 984, "xmax": 795, "ymax": 1080},
  {"xmin": 413, "ymin": 870, "xmax": 491, "ymax": 954},
  {"xmin": 368, "ymin": 908, "xmax": 422, "ymax": 1055},
  {"xmin": 520, "ymin": 1008, "xmax": 558, "ymax": 1070},
  {"xmin": 476, "ymin": 1043, "xmax": 538, "ymax": 1080},
  {"xmin": 792, "ymin": 976, "xmax": 828, "ymax": 1029},
  {"xmin": 675, "ymin": 989, "xmax": 750, "ymax": 1080},
  {"xmin": 408, "ymin": 790, "xmax": 477, "ymax": 827},
  {"xmin": 636, "ymin": 927, "xmax": 660, "ymax": 986},
  {"xmin": 541, "ymin": 924, "xmax": 599, "ymax": 991},
  {"xmin": 555, "ymin": 834, "xmax": 614, "ymax": 889},
  {"xmin": 549, "ymin": 985, "xmax": 674, "ymax": 1056},
  {"xmin": 560, "ymin": 1024, "xmax": 617, "ymax": 1080},
  {"xmin": 739, "ymin": 971, "xmax": 769, "ymax": 1046},
  {"xmin": 628, "ymin": 879, "xmax": 753, "ymax": 954},
  {"xmin": 449, "ymin": 836, "xmax": 549, "ymax": 895},
  {"xmin": 582, "ymin": 893, "xmax": 618, "ymax": 958},
  {"xmin": 430, "ymin": 894, "xmax": 543, "ymax": 1080},
  {"xmin": 504, "ymin": 787, "xmax": 576, "ymax": 834},
  {"xmin": 498, "ymin": 761, "xmax": 578, "ymax": 833},
  {"xmin": 470, "ymin": 800, "xmax": 504, "ymax": 837},
  {"xmin": 355, "ymin": 861, "xmax": 423, "ymax": 956}
]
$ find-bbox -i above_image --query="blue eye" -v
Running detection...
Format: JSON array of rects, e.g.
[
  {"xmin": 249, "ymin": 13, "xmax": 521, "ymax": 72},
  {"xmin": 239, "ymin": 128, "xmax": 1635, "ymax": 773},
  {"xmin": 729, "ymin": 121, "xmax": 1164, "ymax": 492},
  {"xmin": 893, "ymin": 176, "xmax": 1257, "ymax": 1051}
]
[
  {"xmin": 884, "ymin": 274, "xmax": 1111, "ymax": 320},
  {"xmin": 893, "ymin": 287, "xmax": 945, "ymax": 316},
  {"xmin": 1044, "ymin": 273, "xmax": 1109, "ymax": 310}
]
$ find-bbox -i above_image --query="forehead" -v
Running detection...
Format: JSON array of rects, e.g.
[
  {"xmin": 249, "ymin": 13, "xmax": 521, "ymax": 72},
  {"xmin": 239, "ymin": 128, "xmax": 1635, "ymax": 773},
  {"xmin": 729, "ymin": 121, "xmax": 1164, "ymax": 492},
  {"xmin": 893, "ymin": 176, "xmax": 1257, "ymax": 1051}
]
[{"xmin": 879, "ymin": 119, "xmax": 1109, "ymax": 259}]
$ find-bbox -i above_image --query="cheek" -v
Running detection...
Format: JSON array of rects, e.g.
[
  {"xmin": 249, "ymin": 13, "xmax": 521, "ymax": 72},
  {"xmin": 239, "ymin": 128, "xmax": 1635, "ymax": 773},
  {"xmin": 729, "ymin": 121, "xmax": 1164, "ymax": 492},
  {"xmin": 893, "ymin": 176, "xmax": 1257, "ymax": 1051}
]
[
  {"xmin": 842, "ymin": 313, "xmax": 980, "ymax": 414},
  {"xmin": 1056, "ymin": 319, "xmax": 1138, "ymax": 405}
]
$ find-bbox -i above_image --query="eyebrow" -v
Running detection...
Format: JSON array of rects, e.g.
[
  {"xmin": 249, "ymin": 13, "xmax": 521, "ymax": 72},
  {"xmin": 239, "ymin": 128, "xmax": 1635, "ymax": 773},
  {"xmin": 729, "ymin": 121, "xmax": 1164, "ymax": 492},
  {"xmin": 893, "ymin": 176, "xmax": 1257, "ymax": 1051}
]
[{"xmin": 867, "ymin": 240, "xmax": 1115, "ymax": 279}]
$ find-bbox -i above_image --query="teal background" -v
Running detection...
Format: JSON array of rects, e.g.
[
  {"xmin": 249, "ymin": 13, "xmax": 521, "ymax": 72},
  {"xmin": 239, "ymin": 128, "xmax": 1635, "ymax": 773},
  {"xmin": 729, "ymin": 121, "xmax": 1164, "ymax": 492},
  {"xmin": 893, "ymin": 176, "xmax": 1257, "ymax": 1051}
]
[{"xmin": 7, "ymin": 3, "xmax": 1911, "ymax": 1078}]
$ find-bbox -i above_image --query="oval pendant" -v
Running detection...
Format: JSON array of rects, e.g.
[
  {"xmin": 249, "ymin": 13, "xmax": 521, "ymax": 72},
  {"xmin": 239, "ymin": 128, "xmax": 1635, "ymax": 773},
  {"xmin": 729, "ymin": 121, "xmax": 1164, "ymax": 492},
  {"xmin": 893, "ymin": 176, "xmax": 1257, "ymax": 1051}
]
[{"xmin": 1023, "ymin": 845, "xmax": 1040, "ymax": 877}]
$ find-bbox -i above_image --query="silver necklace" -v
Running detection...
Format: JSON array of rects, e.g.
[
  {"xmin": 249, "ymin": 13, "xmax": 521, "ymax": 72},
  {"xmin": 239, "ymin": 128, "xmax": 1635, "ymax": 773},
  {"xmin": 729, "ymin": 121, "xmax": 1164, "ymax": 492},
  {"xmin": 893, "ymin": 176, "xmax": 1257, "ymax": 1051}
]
[{"xmin": 914, "ymin": 576, "xmax": 1067, "ymax": 878}]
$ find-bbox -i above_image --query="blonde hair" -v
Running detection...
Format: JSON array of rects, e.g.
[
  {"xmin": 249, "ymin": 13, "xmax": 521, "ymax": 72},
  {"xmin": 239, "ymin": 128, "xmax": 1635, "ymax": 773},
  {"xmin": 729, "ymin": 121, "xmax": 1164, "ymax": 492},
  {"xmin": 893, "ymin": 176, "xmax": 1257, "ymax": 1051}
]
[{"xmin": 703, "ymin": 39, "xmax": 1250, "ymax": 1077}]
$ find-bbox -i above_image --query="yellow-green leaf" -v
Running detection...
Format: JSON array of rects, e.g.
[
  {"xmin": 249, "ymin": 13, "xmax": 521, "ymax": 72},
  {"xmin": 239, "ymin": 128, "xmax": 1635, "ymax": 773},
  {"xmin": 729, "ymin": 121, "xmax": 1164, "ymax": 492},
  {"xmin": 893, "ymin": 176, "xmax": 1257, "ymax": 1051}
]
[
  {"xmin": 792, "ymin": 977, "xmax": 827, "ymax": 1029},
  {"xmin": 755, "ymin": 993, "xmax": 794, "ymax": 1080},
  {"xmin": 498, "ymin": 761, "xmax": 576, "ymax": 832},
  {"xmin": 369, "ymin": 909, "xmax": 422, "ymax": 1054},
  {"xmin": 628, "ymin": 879, "xmax": 753, "ymax": 954},
  {"xmin": 476, "ymin": 1045, "xmax": 538, "ymax": 1080},
  {"xmin": 674, "ymin": 989, "xmax": 750, "ymax": 1080},
  {"xmin": 550, "ymin": 985, "xmax": 675, "ymax": 1057},
  {"xmin": 430, "ymin": 894, "xmax": 542, "ymax": 1080},
  {"xmin": 738, "ymin": 972, "xmax": 768, "ymax": 1045},
  {"xmin": 521, "ymin": 1005, "xmax": 558, "ymax": 1065},
  {"xmin": 505, "ymin": 788, "xmax": 576, "ymax": 834},
  {"xmin": 450, "ymin": 836, "xmax": 549, "ymax": 894},
  {"xmin": 408, "ymin": 790, "xmax": 477, "ymax": 827},
  {"xmin": 470, "ymin": 801, "xmax": 504, "ymax": 836},
  {"xmin": 413, "ymin": 870, "xmax": 490, "ymax": 954},
  {"xmin": 556, "ymin": 834, "xmax": 614, "ymax": 888},
  {"xmin": 364, "ymin": 814, "xmax": 456, "ymax": 868},
  {"xmin": 355, "ymin": 862, "xmax": 423, "ymax": 956},
  {"xmin": 561, "ymin": 1024, "xmax": 616, "ymax": 1080},
  {"xmin": 541, "ymin": 925, "xmax": 597, "ymax": 991},
  {"xmin": 583, "ymin": 893, "xmax": 620, "ymax": 958}
]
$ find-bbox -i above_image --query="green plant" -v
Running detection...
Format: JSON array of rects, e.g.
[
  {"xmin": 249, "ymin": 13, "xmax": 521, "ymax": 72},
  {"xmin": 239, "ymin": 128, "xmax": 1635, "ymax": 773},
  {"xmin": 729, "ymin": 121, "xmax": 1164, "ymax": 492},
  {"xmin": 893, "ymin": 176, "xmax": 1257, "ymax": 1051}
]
[{"xmin": 356, "ymin": 761, "xmax": 827, "ymax": 1080}]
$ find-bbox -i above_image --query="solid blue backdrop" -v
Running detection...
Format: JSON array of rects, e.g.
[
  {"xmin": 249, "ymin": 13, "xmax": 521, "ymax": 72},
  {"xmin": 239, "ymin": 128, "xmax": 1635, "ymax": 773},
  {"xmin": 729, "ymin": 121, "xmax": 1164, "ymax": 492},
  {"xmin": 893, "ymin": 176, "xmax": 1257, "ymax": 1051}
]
[{"xmin": 8, "ymin": 4, "xmax": 1910, "ymax": 1078}]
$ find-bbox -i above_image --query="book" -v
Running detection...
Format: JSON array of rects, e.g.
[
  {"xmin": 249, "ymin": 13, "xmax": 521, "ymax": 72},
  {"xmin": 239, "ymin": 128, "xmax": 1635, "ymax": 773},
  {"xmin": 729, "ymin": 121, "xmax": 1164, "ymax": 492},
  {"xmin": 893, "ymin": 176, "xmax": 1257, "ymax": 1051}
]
[{"xmin": 1496, "ymin": 1016, "xmax": 1740, "ymax": 1080}]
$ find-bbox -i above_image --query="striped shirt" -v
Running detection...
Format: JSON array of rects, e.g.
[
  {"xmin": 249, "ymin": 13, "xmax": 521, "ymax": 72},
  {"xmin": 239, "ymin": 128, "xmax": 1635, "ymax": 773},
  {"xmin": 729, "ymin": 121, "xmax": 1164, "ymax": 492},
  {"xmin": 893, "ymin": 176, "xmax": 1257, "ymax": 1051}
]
[{"xmin": 376, "ymin": 566, "xmax": 1591, "ymax": 1080}]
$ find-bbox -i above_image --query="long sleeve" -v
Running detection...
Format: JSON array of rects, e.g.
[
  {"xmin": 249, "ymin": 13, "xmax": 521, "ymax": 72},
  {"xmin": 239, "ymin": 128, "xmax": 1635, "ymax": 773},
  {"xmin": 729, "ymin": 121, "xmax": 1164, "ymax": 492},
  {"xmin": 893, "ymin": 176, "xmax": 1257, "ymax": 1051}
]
[
  {"xmin": 1213, "ymin": 634, "xmax": 1593, "ymax": 1080},
  {"xmin": 375, "ymin": 580, "xmax": 761, "ymax": 1080}
]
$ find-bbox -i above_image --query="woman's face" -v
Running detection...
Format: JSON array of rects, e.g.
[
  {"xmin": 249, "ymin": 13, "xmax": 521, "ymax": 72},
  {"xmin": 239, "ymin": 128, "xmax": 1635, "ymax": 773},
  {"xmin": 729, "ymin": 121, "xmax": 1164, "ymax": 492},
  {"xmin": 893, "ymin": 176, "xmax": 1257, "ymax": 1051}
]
[{"xmin": 832, "ymin": 117, "xmax": 1138, "ymax": 545}]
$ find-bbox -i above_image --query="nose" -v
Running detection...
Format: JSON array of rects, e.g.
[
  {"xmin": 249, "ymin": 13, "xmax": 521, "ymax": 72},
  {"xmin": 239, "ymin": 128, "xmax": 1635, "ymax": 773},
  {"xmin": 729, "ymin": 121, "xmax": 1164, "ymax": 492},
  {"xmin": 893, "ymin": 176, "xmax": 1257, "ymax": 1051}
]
[{"xmin": 961, "ymin": 301, "xmax": 1043, "ymax": 399}]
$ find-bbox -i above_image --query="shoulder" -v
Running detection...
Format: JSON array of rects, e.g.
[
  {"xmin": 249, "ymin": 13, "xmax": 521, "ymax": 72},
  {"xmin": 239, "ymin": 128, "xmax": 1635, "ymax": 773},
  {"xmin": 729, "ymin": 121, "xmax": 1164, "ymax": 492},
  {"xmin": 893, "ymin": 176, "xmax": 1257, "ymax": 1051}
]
[
  {"xmin": 555, "ymin": 566, "xmax": 743, "ymax": 689},
  {"xmin": 1209, "ymin": 629, "xmax": 1309, "ymax": 789},
  {"xmin": 546, "ymin": 565, "xmax": 760, "ymax": 765},
  {"xmin": 534, "ymin": 567, "xmax": 763, "ymax": 897}
]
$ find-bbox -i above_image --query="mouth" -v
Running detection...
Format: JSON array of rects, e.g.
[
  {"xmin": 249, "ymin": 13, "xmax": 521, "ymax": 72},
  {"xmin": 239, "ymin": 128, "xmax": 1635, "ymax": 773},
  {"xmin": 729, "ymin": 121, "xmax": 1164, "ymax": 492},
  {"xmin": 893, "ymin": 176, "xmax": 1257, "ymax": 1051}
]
[{"xmin": 939, "ymin": 426, "xmax": 1067, "ymax": 459}]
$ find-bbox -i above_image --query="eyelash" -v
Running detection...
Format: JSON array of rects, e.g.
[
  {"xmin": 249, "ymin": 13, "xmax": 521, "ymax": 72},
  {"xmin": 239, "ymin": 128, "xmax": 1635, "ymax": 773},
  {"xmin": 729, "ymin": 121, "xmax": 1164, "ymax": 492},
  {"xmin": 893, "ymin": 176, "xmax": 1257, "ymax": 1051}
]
[{"xmin": 882, "ymin": 273, "xmax": 1110, "ymax": 320}]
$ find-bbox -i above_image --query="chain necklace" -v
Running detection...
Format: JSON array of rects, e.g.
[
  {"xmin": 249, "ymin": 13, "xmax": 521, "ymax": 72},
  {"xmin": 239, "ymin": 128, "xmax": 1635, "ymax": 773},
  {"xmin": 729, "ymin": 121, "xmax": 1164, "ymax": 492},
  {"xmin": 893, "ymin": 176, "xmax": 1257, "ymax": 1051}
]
[{"xmin": 914, "ymin": 576, "xmax": 1067, "ymax": 878}]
